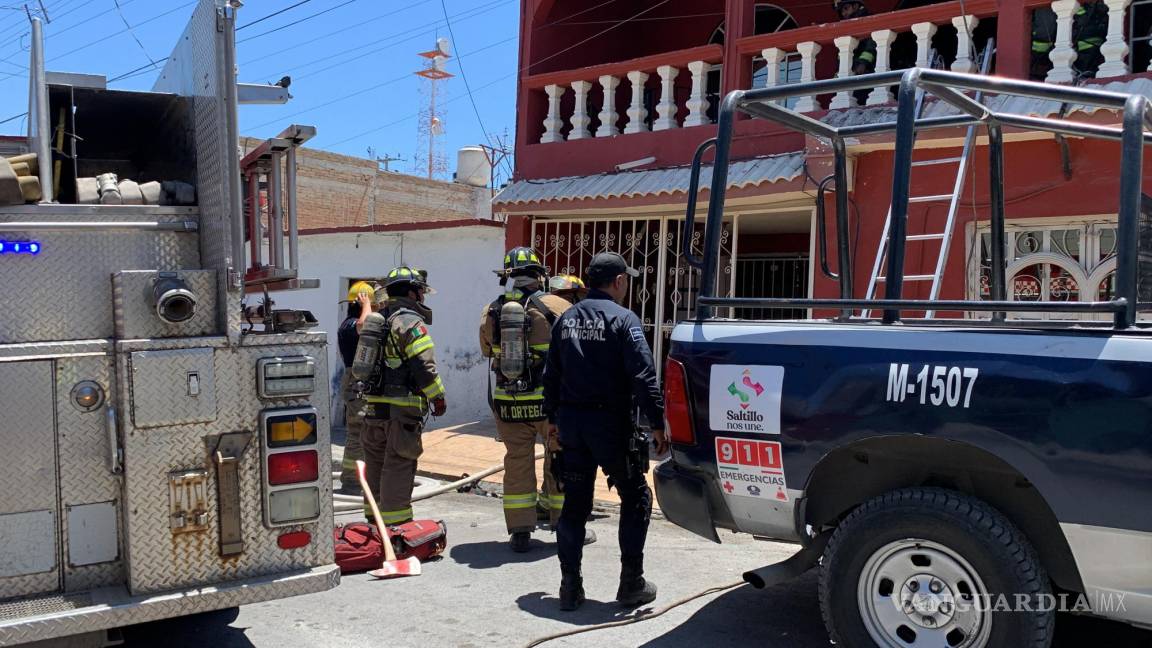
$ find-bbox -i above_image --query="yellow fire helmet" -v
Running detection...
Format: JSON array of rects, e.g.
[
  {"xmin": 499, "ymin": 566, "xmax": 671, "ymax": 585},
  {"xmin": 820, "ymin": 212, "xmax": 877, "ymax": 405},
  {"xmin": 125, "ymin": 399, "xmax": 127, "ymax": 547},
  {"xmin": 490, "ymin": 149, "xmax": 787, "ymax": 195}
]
[
  {"xmin": 344, "ymin": 280, "xmax": 377, "ymax": 303},
  {"xmin": 549, "ymin": 274, "xmax": 588, "ymax": 299}
]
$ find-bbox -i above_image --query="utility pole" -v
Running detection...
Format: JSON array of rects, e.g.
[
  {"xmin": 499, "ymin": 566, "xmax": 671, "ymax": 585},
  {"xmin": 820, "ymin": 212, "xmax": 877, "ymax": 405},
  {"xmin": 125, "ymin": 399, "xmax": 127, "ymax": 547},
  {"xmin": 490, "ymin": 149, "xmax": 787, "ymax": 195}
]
[{"xmin": 377, "ymin": 154, "xmax": 404, "ymax": 172}]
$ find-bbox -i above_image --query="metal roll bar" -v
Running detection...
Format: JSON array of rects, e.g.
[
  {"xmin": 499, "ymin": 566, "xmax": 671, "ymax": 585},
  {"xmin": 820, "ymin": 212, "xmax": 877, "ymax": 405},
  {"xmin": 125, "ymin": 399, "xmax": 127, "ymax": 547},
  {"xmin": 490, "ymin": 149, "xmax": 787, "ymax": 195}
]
[{"xmin": 685, "ymin": 67, "xmax": 1152, "ymax": 328}]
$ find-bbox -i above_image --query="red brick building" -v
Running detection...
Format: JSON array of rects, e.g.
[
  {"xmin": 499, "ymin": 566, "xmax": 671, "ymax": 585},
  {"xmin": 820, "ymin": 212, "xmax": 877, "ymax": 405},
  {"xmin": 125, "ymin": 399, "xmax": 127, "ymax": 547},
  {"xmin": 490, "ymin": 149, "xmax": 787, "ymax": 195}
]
[{"xmin": 494, "ymin": 0, "xmax": 1152, "ymax": 362}]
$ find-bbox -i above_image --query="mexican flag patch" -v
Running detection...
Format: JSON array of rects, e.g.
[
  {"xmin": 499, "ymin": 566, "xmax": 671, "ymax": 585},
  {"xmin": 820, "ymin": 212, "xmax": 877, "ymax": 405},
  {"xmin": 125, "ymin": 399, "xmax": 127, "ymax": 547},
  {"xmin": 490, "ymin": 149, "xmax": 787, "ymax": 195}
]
[{"xmin": 412, "ymin": 323, "xmax": 428, "ymax": 338}]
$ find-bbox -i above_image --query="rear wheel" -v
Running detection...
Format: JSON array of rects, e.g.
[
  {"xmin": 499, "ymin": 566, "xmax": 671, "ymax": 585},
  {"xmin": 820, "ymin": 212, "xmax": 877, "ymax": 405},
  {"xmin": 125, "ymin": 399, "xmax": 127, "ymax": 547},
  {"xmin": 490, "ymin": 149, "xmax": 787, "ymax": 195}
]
[{"xmin": 819, "ymin": 487, "xmax": 1054, "ymax": 648}]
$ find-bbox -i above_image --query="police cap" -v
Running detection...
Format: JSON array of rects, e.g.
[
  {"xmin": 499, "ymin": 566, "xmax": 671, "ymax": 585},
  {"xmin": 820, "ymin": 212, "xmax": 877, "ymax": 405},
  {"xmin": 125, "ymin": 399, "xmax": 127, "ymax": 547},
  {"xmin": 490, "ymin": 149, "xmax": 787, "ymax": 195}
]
[{"xmin": 586, "ymin": 252, "xmax": 640, "ymax": 284}]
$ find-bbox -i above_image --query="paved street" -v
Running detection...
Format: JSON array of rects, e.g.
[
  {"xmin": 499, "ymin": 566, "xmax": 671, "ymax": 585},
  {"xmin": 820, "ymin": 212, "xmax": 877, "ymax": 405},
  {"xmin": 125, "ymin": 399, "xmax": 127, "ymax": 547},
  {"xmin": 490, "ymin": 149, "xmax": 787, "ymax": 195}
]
[{"xmin": 121, "ymin": 490, "xmax": 1152, "ymax": 648}]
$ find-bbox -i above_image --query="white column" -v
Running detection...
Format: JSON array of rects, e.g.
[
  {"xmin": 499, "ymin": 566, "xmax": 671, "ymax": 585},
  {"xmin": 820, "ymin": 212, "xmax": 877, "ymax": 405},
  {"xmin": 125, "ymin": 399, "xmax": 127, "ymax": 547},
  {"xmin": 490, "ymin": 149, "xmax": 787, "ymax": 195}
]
[
  {"xmin": 597, "ymin": 74, "xmax": 620, "ymax": 137},
  {"xmin": 867, "ymin": 30, "xmax": 896, "ymax": 105},
  {"xmin": 794, "ymin": 41, "xmax": 822, "ymax": 113},
  {"xmin": 830, "ymin": 35, "xmax": 860, "ymax": 109},
  {"xmin": 760, "ymin": 47, "xmax": 784, "ymax": 97},
  {"xmin": 684, "ymin": 61, "xmax": 709, "ymax": 127},
  {"xmin": 951, "ymin": 15, "xmax": 980, "ymax": 73},
  {"xmin": 569, "ymin": 80, "xmax": 591, "ymax": 140},
  {"xmin": 1098, "ymin": 0, "xmax": 1132, "ymax": 77},
  {"xmin": 624, "ymin": 70, "xmax": 650, "ymax": 134},
  {"xmin": 653, "ymin": 65, "xmax": 680, "ymax": 130},
  {"xmin": 912, "ymin": 21, "xmax": 938, "ymax": 69},
  {"xmin": 541, "ymin": 84, "xmax": 564, "ymax": 143},
  {"xmin": 1048, "ymin": 0, "xmax": 1080, "ymax": 83}
]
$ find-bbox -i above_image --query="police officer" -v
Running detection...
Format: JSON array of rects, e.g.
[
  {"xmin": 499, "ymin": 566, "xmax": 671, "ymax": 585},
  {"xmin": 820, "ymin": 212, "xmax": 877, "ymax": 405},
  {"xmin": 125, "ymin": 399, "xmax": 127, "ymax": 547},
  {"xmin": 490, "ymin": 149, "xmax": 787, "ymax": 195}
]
[
  {"xmin": 356, "ymin": 266, "xmax": 446, "ymax": 525},
  {"xmin": 336, "ymin": 281, "xmax": 376, "ymax": 495},
  {"xmin": 543, "ymin": 252, "xmax": 668, "ymax": 611},
  {"xmin": 479, "ymin": 247, "xmax": 595, "ymax": 552}
]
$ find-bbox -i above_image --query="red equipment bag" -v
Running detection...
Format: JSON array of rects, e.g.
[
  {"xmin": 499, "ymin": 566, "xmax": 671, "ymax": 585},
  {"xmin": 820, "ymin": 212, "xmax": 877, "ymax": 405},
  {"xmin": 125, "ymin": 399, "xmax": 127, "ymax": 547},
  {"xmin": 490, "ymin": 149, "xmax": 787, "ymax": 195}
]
[{"xmin": 333, "ymin": 520, "xmax": 448, "ymax": 573}]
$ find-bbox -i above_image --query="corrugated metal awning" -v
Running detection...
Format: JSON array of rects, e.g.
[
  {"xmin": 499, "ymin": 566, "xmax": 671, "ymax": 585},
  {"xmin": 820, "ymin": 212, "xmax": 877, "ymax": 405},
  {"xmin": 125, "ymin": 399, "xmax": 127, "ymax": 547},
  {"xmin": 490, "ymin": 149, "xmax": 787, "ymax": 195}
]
[
  {"xmin": 493, "ymin": 151, "xmax": 805, "ymax": 206},
  {"xmin": 822, "ymin": 77, "xmax": 1152, "ymax": 129}
]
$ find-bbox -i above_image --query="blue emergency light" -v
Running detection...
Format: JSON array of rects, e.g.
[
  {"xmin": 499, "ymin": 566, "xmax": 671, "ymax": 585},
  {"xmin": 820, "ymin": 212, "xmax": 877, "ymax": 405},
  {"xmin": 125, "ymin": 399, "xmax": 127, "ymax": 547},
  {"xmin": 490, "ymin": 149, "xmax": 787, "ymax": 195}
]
[{"xmin": 0, "ymin": 241, "xmax": 41, "ymax": 255}]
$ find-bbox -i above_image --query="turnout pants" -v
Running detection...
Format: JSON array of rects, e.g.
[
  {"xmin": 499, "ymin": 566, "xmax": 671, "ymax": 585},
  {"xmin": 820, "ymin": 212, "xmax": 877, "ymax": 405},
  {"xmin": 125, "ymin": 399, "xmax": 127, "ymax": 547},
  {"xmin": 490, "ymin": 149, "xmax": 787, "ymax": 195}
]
[
  {"xmin": 361, "ymin": 417, "xmax": 424, "ymax": 524},
  {"xmin": 338, "ymin": 371, "xmax": 365, "ymax": 488},
  {"xmin": 497, "ymin": 419, "xmax": 561, "ymax": 533},
  {"xmin": 555, "ymin": 409, "xmax": 652, "ymax": 573}
]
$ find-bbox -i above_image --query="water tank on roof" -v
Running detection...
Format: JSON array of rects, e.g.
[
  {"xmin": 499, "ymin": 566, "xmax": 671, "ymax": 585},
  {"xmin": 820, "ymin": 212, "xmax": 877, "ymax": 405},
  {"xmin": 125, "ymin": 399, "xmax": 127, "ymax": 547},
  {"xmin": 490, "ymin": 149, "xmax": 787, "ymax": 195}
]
[{"xmin": 456, "ymin": 146, "xmax": 490, "ymax": 188}]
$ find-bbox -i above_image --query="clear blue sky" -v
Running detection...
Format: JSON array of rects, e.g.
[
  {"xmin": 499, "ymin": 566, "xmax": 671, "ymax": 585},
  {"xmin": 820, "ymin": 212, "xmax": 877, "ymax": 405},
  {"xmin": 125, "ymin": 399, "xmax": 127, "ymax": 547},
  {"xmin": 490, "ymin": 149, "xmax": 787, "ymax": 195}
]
[{"xmin": 0, "ymin": 0, "xmax": 520, "ymax": 183}]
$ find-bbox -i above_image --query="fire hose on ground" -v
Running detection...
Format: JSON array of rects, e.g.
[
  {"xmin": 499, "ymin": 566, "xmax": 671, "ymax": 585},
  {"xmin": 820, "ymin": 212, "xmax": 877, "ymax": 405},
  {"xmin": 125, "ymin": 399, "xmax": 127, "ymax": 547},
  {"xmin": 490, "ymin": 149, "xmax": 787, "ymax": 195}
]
[
  {"xmin": 328, "ymin": 449, "xmax": 755, "ymax": 646},
  {"xmin": 330, "ymin": 451, "xmax": 545, "ymax": 513}
]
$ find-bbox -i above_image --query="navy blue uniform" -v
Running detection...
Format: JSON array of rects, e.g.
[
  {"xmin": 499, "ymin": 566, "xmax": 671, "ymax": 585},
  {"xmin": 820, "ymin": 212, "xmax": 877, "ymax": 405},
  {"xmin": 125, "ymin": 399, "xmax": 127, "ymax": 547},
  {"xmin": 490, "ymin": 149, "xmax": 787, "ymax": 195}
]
[{"xmin": 543, "ymin": 288, "xmax": 664, "ymax": 574}]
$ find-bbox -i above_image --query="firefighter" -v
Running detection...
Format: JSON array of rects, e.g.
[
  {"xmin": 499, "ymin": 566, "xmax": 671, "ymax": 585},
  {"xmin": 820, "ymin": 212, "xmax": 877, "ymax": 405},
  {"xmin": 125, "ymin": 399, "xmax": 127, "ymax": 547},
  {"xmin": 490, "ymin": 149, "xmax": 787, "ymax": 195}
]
[
  {"xmin": 353, "ymin": 266, "xmax": 446, "ymax": 525},
  {"xmin": 833, "ymin": 0, "xmax": 877, "ymax": 104},
  {"xmin": 548, "ymin": 274, "xmax": 588, "ymax": 304},
  {"xmin": 543, "ymin": 252, "xmax": 668, "ymax": 611},
  {"xmin": 336, "ymin": 280, "xmax": 375, "ymax": 495},
  {"xmin": 1031, "ymin": 0, "xmax": 1109, "ymax": 80},
  {"xmin": 480, "ymin": 248, "xmax": 596, "ymax": 552}
]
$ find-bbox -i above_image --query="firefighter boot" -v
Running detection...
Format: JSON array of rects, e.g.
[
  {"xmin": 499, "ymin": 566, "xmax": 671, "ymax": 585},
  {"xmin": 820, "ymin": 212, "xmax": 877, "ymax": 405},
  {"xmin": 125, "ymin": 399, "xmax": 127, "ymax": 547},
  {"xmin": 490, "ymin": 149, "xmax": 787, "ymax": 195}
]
[
  {"xmin": 616, "ymin": 558, "xmax": 657, "ymax": 607},
  {"xmin": 510, "ymin": 531, "xmax": 532, "ymax": 553},
  {"xmin": 559, "ymin": 569, "xmax": 585, "ymax": 612}
]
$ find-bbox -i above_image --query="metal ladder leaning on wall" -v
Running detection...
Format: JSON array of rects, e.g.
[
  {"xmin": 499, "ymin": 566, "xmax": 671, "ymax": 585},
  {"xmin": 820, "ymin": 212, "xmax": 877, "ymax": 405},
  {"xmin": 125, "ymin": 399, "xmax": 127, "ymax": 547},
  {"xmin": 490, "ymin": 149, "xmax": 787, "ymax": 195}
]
[{"xmin": 861, "ymin": 41, "xmax": 995, "ymax": 319}]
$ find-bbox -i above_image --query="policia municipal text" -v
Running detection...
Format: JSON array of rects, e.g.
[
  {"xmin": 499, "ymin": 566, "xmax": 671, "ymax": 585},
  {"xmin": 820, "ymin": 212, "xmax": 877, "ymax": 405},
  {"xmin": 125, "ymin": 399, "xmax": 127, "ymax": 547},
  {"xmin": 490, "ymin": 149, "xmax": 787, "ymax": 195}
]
[{"xmin": 543, "ymin": 252, "xmax": 668, "ymax": 612}]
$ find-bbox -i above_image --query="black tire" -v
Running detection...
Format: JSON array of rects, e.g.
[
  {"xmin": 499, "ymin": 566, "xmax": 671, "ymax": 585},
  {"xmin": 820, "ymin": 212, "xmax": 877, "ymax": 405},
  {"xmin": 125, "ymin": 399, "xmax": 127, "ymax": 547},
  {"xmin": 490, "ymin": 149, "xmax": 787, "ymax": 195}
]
[{"xmin": 819, "ymin": 487, "xmax": 1054, "ymax": 648}]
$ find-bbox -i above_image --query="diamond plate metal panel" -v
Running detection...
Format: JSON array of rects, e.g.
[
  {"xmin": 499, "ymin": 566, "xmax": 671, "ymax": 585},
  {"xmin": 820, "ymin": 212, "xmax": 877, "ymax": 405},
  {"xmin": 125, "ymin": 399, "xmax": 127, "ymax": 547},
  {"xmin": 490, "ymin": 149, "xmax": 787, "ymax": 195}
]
[
  {"xmin": 120, "ymin": 339, "xmax": 332, "ymax": 595},
  {"xmin": 0, "ymin": 341, "xmax": 109, "ymax": 362},
  {"xmin": 153, "ymin": 0, "xmax": 242, "ymax": 342},
  {"xmin": 129, "ymin": 348, "xmax": 217, "ymax": 428},
  {"xmin": 0, "ymin": 227, "xmax": 198, "ymax": 344},
  {"xmin": 55, "ymin": 355, "xmax": 125, "ymax": 593},
  {"xmin": 0, "ymin": 565, "xmax": 338, "ymax": 646},
  {"xmin": 113, "ymin": 270, "xmax": 218, "ymax": 340},
  {"xmin": 0, "ymin": 361, "xmax": 59, "ymax": 599}
]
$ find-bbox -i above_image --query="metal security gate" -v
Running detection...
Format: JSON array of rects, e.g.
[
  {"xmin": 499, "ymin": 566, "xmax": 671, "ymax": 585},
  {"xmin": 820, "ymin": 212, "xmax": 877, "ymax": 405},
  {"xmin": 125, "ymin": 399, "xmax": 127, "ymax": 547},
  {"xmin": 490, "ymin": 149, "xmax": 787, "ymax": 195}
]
[
  {"xmin": 532, "ymin": 216, "xmax": 734, "ymax": 365},
  {"xmin": 734, "ymin": 255, "xmax": 809, "ymax": 320}
]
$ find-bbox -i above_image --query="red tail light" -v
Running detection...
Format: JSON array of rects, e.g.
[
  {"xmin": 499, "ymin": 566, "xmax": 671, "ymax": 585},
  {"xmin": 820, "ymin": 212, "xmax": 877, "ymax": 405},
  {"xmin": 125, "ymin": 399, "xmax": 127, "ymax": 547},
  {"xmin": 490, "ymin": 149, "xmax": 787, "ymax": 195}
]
[
  {"xmin": 268, "ymin": 450, "xmax": 318, "ymax": 485},
  {"xmin": 664, "ymin": 357, "xmax": 695, "ymax": 446}
]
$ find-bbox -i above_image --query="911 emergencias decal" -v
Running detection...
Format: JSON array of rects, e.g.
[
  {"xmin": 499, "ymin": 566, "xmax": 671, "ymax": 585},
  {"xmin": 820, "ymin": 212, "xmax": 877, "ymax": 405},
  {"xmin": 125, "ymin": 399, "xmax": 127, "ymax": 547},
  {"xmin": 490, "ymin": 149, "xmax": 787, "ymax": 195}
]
[
  {"xmin": 709, "ymin": 364, "xmax": 784, "ymax": 434},
  {"xmin": 715, "ymin": 436, "xmax": 788, "ymax": 501}
]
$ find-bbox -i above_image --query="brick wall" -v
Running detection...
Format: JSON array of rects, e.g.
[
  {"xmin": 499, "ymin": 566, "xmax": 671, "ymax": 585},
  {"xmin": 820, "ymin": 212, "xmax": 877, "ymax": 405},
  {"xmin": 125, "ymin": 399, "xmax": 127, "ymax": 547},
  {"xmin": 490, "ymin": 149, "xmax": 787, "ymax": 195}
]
[{"xmin": 240, "ymin": 137, "xmax": 489, "ymax": 231}]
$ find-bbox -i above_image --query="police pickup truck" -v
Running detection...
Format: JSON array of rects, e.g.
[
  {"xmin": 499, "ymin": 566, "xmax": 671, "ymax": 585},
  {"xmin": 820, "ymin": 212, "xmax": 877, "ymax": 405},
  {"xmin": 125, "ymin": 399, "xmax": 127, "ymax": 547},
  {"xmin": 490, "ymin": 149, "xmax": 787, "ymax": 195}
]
[{"xmin": 655, "ymin": 69, "xmax": 1152, "ymax": 647}]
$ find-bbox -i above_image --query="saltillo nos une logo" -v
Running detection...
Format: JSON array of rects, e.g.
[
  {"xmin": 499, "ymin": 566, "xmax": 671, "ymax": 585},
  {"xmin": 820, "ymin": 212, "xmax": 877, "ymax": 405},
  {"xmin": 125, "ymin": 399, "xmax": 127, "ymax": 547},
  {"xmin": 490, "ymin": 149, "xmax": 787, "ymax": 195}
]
[{"xmin": 727, "ymin": 368, "xmax": 765, "ymax": 410}]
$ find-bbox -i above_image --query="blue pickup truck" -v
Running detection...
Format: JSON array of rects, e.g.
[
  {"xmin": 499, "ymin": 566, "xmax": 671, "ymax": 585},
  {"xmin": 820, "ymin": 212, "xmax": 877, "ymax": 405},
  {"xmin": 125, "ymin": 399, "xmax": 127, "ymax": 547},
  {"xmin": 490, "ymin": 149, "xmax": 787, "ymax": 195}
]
[{"xmin": 654, "ymin": 69, "xmax": 1152, "ymax": 648}]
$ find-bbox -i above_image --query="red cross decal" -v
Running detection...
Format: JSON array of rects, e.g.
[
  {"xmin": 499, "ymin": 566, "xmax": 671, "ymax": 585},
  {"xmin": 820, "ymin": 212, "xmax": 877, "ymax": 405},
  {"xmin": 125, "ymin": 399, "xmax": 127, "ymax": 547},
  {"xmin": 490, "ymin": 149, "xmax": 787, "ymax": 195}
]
[{"xmin": 723, "ymin": 481, "xmax": 734, "ymax": 494}]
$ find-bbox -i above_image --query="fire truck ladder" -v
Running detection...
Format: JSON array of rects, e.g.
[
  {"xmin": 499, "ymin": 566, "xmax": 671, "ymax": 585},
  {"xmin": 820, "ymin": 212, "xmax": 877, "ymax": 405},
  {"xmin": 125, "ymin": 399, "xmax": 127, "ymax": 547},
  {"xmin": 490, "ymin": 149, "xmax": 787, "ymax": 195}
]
[{"xmin": 862, "ymin": 42, "xmax": 994, "ymax": 319}]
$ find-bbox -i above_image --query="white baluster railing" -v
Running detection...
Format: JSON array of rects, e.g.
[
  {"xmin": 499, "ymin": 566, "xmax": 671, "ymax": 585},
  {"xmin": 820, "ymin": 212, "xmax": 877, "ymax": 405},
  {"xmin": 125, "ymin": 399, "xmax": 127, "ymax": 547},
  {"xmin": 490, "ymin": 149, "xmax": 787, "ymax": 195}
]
[
  {"xmin": 624, "ymin": 70, "xmax": 650, "ymax": 135},
  {"xmin": 830, "ymin": 35, "xmax": 861, "ymax": 109},
  {"xmin": 653, "ymin": 65, "xmax": 680, "ymax": 130},
  {"xmin": 912, "ymin": 21, "xmax": 938, "ymax": 68},
  {"xmin": 867, "ymin": 29, "xmax": 896, "ymax": 105},
  {"xmin": 569, "ymin": 80, "xmax": 592, "ymax": 140},
  {"xmin": 951, "ymin": 15, "xmax": 979, "ymax": 73},
  {"xmin": 684, "ymin": 61, "xmax": 710, "ymax": 127},
  {"xmin": 1098, "ymin": 0, "xmax": 1132, "ymax": 77},
  {"xmin": 597, "ymin": 74, "xmax": 620, "ymax": 137},
  {"xmin": 541, "ymin": 84, "xmax": 564, "ymax": 144},
  {"xmin": 1047, "ymin": 0, "xmax": 1080, "ymax": 83},
  {"xmin": 794, "ymin": 41, "xmax": 822, "ymax": 112}
]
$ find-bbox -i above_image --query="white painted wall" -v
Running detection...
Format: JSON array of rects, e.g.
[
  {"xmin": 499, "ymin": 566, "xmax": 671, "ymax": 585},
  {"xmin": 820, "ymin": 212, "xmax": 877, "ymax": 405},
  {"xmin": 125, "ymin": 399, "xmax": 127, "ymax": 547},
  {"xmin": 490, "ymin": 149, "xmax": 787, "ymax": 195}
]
[{"xmin": 267, "ymin": 225, "xmax": 505, "ymax": 428}]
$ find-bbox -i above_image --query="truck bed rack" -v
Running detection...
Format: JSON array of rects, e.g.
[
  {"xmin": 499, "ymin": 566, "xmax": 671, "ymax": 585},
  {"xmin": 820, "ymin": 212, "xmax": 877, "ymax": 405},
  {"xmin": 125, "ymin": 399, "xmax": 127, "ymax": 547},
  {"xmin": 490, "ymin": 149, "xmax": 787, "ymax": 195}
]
[{"xmin": 686, "ymin": 68, "xmax": 1152, "ymax": 329}]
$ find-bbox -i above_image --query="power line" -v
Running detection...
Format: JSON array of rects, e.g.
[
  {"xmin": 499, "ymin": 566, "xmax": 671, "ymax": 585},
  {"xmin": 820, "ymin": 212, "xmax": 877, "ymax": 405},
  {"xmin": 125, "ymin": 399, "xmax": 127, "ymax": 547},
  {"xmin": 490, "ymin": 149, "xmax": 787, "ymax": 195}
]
[
  {"xmin": 326, "ymin": 0, "xmax": 673, "ymax": 150},
  {"xmin": 236, "ymin": 0, "xmax": 311, "ymax": 32},
  {"xmin": 247, "ymin": 35, "xmax": 516, "ymax": 132},
  {"xmin": 438, "ymin": 0, "xmax": 505, "ymax": 175},
  {"xmin": 113, "ymin": 0, "xmax": 161, "ymax": 73},
  {"xmin": 0, "ymin": 109, "xmax": 26, "ymax": 125},
  {"xmin": 236, "ymin": 0, "xmax": 359, "ymax": 44},
  {"xmin": 254, "ymin": 0, "xmax": 510, "ymax": 84},
  {"xmin": 0, "ymin": 0, "xmax": 130, "ymax": 62},
  {"xmin": 240, "ymin": 0, "xmax": 435, "ymax": 69}
]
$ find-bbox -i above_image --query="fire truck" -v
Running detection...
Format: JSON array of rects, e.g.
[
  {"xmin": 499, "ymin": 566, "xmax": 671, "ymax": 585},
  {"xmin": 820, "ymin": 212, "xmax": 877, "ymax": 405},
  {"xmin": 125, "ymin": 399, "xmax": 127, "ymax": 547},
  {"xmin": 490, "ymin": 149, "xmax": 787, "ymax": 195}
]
[{"xmin": 0, "ymin": 1, "xmax": 338, "ymax": 645}]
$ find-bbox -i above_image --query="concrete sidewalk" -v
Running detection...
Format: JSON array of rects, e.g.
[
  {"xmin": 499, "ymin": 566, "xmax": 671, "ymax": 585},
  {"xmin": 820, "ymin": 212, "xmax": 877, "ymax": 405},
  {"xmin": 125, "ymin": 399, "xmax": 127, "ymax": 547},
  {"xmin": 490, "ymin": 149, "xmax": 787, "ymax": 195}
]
[{"xmin": 333, "ymin": 419, "xmax": 655, "ymax": 508}]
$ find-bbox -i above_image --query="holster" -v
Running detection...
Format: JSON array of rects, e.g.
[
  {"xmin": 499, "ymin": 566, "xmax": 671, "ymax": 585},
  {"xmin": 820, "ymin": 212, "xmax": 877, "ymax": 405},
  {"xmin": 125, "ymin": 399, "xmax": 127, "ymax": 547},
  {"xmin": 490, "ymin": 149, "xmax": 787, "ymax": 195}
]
[
  {"xmin": 549, "ymin": 449, "xmax": 564, "ymax": 493},
  {"xmin": 626, "ymin": 427, "xmax": 651, "ymax": 480}
]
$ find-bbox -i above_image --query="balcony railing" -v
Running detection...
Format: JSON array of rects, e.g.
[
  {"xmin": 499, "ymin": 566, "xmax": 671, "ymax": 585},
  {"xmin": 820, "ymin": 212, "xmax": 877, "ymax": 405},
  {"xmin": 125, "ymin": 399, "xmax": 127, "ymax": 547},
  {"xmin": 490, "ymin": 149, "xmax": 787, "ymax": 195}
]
[
  {"xmin": 523, "ymin": 45, "xmax": 723, "ymax": 143},
  {"xmin": 524, "ymin": 0, "xmax": 1143, "ymax": 144}
]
